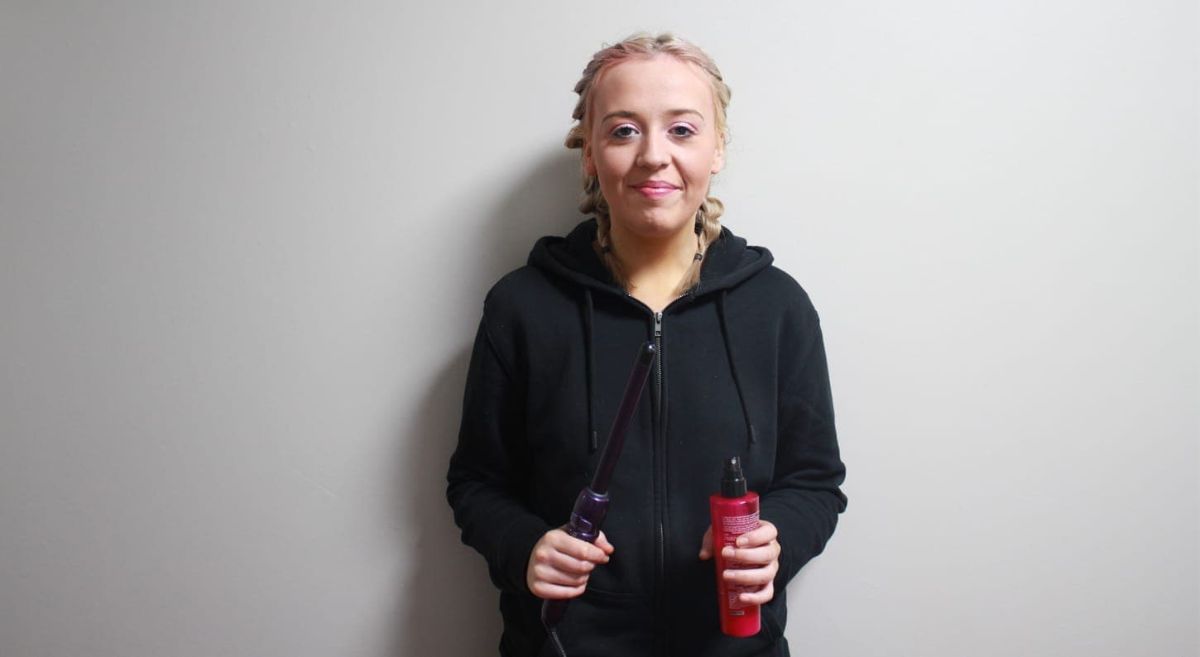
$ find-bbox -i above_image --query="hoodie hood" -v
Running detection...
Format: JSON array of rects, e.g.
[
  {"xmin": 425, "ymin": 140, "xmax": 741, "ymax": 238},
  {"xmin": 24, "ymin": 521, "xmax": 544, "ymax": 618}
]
[
  {"xmin": 526, "ymin": 217, "xmax": 775, "ymax": 454},
  {"xmin": 528, "ymin": 218, "xmax": 774, "ymax": 298}
]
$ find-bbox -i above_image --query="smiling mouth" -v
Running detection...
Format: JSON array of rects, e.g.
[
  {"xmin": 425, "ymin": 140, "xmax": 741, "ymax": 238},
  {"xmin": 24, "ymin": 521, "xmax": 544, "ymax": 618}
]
[
  {"xmin": 634, "ymin": 185, "xmax": 679, "ymax": 198},
  {"xmin": 638, "ymin": 184, "xmax": 676, "ymax": 197}
]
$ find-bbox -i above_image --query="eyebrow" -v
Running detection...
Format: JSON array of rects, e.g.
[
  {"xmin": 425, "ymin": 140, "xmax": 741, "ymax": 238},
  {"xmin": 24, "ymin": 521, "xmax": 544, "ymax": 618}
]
[{"xmin": 600, "ymin": 108, "xmax": 706, "ymax": 123}]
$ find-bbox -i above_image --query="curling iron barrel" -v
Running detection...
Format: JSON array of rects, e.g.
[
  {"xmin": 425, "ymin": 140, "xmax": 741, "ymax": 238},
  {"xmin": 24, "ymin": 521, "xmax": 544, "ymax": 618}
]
[{"xmin": 540, "ymin": 341, "xmax": 656, "ymax": 636}]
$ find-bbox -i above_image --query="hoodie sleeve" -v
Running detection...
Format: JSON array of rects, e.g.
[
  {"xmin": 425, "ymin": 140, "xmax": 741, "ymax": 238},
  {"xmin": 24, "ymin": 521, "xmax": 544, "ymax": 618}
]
[
  {"xmin": 446, "ymin": 307, "xmax": 551, "ymax": 596},
  {"xmin": 758, "ymin": 303, "xmax": 848, "ymax": 587}
]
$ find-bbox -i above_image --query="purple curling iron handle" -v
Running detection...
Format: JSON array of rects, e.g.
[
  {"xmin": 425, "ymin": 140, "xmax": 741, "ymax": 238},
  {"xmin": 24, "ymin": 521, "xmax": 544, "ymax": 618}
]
[
  {"xmin": 541, "ymin": 341, "xmax": 656, "ymax": 632},
  {"xmin": 540, "ymin": 488, "xmax": 609, "ymax": 629}
]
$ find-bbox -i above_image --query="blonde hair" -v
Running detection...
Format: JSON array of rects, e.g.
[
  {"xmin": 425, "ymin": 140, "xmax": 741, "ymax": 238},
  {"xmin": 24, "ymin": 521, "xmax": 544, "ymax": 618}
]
[{"xmin": 565, "ymin": 33, "xmax": 732, "ymax": 296}]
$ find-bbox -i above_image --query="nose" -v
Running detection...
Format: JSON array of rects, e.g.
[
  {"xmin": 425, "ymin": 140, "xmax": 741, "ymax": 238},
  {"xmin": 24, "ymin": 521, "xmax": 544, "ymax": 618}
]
[{"xmin": 636, "ymin": 131, "xmax": 669, "ymax": 169}]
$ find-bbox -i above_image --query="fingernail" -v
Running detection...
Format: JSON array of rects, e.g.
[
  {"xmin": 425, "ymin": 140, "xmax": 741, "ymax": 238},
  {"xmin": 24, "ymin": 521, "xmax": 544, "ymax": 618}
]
[{"xmin": 736, "ymin": 537, "xmax": 747, "ymax": 547}]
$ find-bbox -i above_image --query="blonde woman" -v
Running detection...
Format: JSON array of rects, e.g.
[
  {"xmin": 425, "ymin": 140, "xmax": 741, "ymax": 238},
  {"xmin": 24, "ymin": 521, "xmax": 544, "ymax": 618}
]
[{"xmin": 447, "ymin": 33, "xmax": 847, "ymax": 657}]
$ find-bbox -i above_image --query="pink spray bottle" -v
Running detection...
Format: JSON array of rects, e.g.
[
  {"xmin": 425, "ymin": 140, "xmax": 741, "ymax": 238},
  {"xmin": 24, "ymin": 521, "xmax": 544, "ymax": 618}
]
[{"xmin": 709, "ymin": 455, "xmax": 761, "ymax": 637}]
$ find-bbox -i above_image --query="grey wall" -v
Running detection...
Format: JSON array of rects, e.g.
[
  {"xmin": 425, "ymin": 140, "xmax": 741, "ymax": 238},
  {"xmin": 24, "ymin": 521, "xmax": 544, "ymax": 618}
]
[{"xmin": 2, "ymin": 1, "xmax": 1196, "ymax": 656}]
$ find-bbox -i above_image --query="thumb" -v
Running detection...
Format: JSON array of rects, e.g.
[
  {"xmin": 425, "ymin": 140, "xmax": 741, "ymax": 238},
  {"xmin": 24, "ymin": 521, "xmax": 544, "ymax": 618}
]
[
  {"xmin": 596, "ymin": 531, "xmax": 615, "ymax": 556},
  {"xmin": 698, "ymin": 526, "xmax": 714, "ymax": 560}
]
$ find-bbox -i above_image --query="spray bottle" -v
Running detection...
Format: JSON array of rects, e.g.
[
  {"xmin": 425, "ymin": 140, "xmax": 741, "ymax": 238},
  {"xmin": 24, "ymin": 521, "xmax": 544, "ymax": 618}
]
[{"xmin": 709, "ymin": 456, "xmax": 761, "ymax": 637}]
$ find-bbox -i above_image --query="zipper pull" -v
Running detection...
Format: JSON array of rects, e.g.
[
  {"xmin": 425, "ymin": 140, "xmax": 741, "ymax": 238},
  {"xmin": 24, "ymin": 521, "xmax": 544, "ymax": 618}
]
[{"xmin": 654, "ymin": 311, "xmax": 663, "ymax": 338}]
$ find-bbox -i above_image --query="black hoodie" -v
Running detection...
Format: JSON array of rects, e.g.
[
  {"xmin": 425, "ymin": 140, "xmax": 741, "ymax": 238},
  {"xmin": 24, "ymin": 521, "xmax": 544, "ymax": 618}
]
[{"xmin": 447, "ymin": 219, "xmax": 847, "ymax": 657}]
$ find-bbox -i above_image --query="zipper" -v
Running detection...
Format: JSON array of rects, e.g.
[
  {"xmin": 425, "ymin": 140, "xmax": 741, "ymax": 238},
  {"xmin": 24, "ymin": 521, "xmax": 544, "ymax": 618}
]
[
  {"xmin": 653, "ymin": 311, "xmax": 663, "ymax": 555},
  {"xmin": 652, "ymin": 310, "xmax": 666, "ymax": 657},
  {"xmin": 635, "ymin": 302, "xmax": 686, "ymax": 656},
  {"xmin": 653, "ymin": 311, "xmax": 663, "ymax": 392}
]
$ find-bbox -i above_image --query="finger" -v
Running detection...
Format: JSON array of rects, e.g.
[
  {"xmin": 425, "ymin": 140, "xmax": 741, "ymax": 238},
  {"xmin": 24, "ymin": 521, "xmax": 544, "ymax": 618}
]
[
  {"xmin": 530, "ymin": 581, "xmax": 587, "ymax": 601},
  {"xmin": 595, "ymin": 531, "xmax": 616, "ymax": 555},
  {"xmin": 734, "ymin": 521, "xmax": 778, "ymax": 548},
  {"xmin": 550, "ymin": 532, "xmax": 610, "ymax": 564},
  {"xmin": 721, "ymin": 541, "xmax": 780, "ymax": 567},
  {"xmin": 546, "ymin": 549, "xmax": 598, "ymax": 576},
  {"xmin": 530, "ymin": 533, "xmax": 577, "ymax": 566},
  {"xmin": 698, "ymin": 526, "xmax": 713, "ymax": 560},
  {"xmin": 738, "ymin": 581, "xmax": 776, "ymax": 606},
  {"xmin": 722, "ymin": 561, "xmax": 779, "ymax": 587},
  {"xmin": 533, "ymin": 562, "xmax": 589, "ymax": 587}
]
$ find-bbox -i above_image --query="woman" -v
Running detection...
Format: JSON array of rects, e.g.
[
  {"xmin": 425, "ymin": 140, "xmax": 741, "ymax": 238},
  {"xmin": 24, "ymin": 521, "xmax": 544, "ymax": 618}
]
[{"xmin": 446, "ymin": 33, "xmax": 847, "ymax": 657}]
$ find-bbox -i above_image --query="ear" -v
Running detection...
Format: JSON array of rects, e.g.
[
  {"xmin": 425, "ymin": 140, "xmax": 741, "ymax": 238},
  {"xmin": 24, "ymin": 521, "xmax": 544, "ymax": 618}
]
[
  {"xmin": 711, "ymin": 141, "xmax": 725, "ymax": 175},
  {"xmin": 583, "ymin": 141, "xmax": 597, "ymax": 177}
]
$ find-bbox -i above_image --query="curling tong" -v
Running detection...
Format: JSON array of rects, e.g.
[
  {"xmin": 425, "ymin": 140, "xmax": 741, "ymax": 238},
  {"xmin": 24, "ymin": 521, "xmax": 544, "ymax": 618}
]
[{"xmin": 541, "ymin": 341, "xmax": 656, "ymax": 657}]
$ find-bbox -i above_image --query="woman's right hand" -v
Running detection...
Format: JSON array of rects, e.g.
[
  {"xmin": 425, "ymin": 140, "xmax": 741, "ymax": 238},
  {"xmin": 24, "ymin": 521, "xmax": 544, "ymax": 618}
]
[{"xmin": 526, "ymin": 528, "xmax": 615, "ymax": 600}]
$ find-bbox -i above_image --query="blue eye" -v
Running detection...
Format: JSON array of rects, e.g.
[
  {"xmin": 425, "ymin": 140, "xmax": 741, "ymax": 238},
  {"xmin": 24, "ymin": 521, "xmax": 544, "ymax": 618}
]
[
  {"xmin": 670, "ymin": 124, "xmax": 697, "ymax": 137},
  {"xmin": 612, "ymin": 125, "xmax": 638, "ymax": 138}
]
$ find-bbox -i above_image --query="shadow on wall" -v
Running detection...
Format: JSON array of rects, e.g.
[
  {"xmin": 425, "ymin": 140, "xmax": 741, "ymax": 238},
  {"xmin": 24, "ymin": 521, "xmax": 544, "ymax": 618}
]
[{"xmin": 391, "ymin": 149, "xmax": 583, "ymax": 656}]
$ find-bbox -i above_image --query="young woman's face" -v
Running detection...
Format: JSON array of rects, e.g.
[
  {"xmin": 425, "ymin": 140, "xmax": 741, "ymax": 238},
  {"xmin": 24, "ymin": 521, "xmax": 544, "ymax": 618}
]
[{"xmin": 584, "ymin": 55, "xmax": 725, "ymax": 242}]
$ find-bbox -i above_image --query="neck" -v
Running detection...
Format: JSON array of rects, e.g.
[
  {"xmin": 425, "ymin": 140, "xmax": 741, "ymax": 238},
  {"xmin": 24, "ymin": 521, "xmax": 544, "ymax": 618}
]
[{"xmin": 607, "ymin": 218, "xmax": 698, "ymax": 306}]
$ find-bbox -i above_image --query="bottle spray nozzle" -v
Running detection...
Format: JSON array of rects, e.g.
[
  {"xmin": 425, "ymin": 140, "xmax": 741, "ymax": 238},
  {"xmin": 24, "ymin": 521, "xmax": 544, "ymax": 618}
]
[{"xmin": 720, "ymin": 456, "xmax": 747, "ymax": 498}]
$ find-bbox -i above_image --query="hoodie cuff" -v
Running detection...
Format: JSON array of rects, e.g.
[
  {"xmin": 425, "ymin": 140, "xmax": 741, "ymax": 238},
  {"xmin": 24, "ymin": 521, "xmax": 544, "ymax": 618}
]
[
  {"xmin": 759, "ymin": 500, "xmax": 798, "ymax": 585},
  {"xmin": 492, "ymin": 515, "xmax": 554, "ymax": 595},
  {"xmin": 759, "ymin": 494, "xmax": 835, "ymax": 586}
]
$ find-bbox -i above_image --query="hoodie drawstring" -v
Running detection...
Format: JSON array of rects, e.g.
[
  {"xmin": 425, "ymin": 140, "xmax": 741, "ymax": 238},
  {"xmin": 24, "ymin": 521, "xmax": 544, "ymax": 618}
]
[
  {"xmin": 717, "ymin": 290, "xmax": 757, "ymax": 448},
  {"xmin": 582, "ymin": 289, "xmax": 599, "ymax": 453}
]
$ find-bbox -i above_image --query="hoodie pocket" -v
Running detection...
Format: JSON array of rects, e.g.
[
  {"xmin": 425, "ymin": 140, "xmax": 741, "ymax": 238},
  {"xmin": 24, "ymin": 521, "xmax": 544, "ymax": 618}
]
[{"xmin": 544, "ymin": 587, "xmax": 654, "ymax": 657}]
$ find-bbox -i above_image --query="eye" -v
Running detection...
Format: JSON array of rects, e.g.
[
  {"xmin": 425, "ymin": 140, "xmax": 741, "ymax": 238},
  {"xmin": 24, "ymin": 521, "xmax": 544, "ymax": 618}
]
[
  {"xmin": 611, "ymin": 124, "xmax": 639, "ymax": 139},
  {"xmin": 670, "ymin": 123, "xmax": 697, "ymax": 137}
]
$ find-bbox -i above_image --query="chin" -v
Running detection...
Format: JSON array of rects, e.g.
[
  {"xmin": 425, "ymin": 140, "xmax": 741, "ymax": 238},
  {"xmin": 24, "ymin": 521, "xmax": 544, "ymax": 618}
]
[{"xmin": 614, "ymin": 206, "xmax": 695, "ymax": 239}]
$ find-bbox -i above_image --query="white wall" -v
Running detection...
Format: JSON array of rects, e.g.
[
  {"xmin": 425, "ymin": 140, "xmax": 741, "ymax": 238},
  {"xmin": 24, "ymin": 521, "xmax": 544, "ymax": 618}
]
[{"xmin": 1, "ymin": 1, "xmax": 1196, "ymax": 656}]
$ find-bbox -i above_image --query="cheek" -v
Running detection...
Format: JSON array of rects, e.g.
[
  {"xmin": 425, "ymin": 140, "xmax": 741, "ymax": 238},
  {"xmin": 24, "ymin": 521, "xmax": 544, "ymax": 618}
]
[
  {"xmin": 594, "ymin": 150, "xmax": 631, "ymax": 185},
  {"xmin": 682, "ymin": 155, "xmax": 716, "ymax": 187}
]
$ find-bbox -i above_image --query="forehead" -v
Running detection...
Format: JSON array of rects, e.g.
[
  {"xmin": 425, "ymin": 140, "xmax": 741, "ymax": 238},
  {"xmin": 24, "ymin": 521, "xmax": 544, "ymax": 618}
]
[{"xmin": 591, "ymin": 55, "xmax": 714, "ymax": 119}]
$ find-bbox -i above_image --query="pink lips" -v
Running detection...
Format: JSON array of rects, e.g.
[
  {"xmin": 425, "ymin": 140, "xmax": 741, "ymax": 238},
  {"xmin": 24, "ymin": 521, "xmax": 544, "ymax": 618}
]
[{"xmin": 633, "ymin": 181, "xmax": 680, "ymax": 199}]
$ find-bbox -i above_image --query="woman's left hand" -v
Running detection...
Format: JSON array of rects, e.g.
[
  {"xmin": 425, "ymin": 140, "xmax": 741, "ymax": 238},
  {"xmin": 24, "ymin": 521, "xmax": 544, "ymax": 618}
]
[{"xmin": 698, "ymin": 520, "xmax": 781, "ymax": 605}]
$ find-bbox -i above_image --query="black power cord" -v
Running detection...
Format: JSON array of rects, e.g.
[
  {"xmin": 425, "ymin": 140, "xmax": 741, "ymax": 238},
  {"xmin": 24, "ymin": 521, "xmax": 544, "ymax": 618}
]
[{"xmin": 546, "ymin": 625, "xmax": 568, "ymax": 657}]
